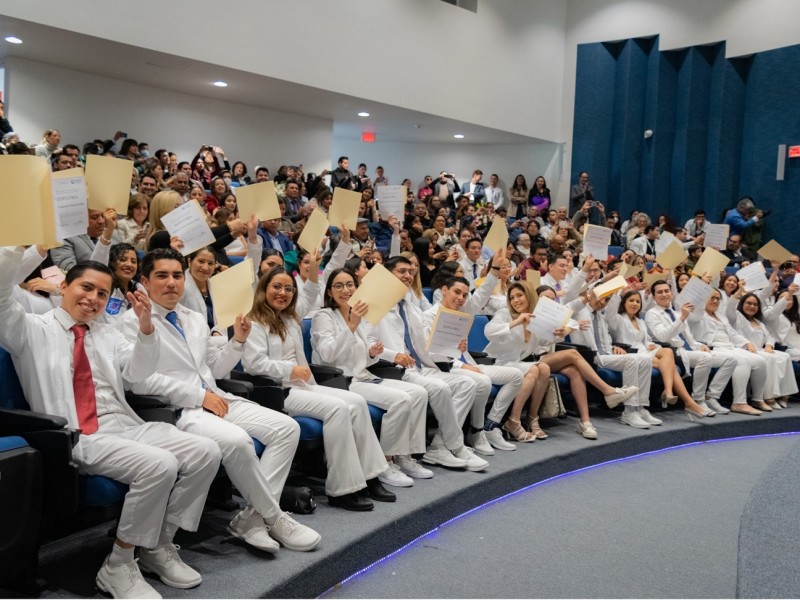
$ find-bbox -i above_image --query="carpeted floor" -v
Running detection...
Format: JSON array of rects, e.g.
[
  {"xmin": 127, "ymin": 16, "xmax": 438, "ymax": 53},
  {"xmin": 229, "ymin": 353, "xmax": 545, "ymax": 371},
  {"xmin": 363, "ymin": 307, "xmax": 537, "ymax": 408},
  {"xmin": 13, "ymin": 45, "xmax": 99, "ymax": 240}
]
[
  {"xmin": 322, "ymin": 434, "xmax": 800, "ymax": 599},
  {"xmin": 26, "ymin": 408, "xmax": 800, "ymax": 599}
]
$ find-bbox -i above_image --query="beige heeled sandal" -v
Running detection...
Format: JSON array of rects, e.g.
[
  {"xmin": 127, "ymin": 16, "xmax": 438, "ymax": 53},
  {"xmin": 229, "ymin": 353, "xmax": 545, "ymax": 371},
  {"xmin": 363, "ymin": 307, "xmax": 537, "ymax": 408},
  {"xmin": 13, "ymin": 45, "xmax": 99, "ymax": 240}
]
[
  {"xmin": 523, "ymin": 415, "xmax": 549, "ymax": 439},
  {"xmin": 502, "ymin": 418, "xmax": 536, "ymax": 443}
]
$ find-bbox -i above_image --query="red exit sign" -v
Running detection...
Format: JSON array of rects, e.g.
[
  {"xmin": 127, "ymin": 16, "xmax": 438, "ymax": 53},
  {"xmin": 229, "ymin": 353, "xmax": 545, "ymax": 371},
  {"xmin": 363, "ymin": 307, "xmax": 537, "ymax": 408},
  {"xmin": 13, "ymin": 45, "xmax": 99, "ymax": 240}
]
[{"xmin": 789, "ymin": 145, "xmax": 800, "ymax": 158}]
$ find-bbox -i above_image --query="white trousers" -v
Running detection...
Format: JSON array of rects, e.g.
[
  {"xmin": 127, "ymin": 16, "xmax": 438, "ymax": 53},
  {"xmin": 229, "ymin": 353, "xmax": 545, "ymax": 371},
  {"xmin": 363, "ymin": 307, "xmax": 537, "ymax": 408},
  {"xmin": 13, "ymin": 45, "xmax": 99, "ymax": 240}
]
[
  {"xmin": 683, "ymin": 350, "xmax": 736, "ymax": 402},
  {"xmin": 77, "ymin": 419, "xmax": 221, "ymax": 548},
  {"xmin": 285, "ymin": 384, "xmax": 387, "ymax": 497},
  {"xmin": 402, "ymin": 367, "xmax": 477, "ymax": 451},
  {"xmin": 710, "ymin": 348, "xmax": 767, "ymax": 403},
  {"xmin": 758, "ymin": 350, "xmax": 798, "ymax": 398},
  {"xmin": 596, "ymin": 353, "xmax": 653, "ymax": 406},
  {"xmin": 350, "ymin": 378, "xmax": 429, "ymax": 456},
  {"xmin": 178, "ymin": 398, "xmax": 299, "ymax": 522},
  {"xmin": 454, "ymin": 364, "xmax": 524, "ymax": 425}
]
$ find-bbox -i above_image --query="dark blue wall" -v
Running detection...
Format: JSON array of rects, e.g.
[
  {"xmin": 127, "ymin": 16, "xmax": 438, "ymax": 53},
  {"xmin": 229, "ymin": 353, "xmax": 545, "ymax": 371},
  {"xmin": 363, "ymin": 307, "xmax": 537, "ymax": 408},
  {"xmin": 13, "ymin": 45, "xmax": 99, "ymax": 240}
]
[{"xmin": 573, "ymin": 36, "xmax": 799, "ymax": 247}]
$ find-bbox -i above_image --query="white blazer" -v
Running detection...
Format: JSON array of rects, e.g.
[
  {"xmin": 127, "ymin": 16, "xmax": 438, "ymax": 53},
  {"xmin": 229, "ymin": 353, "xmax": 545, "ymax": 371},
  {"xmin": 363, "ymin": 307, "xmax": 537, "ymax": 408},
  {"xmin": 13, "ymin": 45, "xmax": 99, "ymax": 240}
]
[
  {"xmin": 604, "ymin": 293, "xmax": 655, "ymax": 352},
  {"xmin": 311, "ymin": 308, "xmax": 377, "ymax": 380},
  {"xmin": 0, "ymin": 247, "xmax": 159, "ymax": 445},
  {"xmin": 687, "ymin": 310, "xmax": 750, "ymax": 349},
  {"xmin": 484, "ymin": 308, "xmax": 540, "ymax": 364}
]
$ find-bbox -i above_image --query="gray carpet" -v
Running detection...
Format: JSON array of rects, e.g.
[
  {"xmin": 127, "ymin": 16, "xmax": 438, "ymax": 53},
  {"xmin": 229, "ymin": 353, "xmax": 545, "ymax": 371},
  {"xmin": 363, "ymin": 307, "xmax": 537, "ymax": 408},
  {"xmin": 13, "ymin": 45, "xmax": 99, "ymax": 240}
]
[
  {"xmin": 737, "ymin": 436, "xmax": 800, "ymax": 598},
  {"xmin": 31, "ymin": 409, "xmax": 800, "ymax": 599},
  {"xmin": 322, "ymin": 435, "xmax": 800, "ymax": 599}
]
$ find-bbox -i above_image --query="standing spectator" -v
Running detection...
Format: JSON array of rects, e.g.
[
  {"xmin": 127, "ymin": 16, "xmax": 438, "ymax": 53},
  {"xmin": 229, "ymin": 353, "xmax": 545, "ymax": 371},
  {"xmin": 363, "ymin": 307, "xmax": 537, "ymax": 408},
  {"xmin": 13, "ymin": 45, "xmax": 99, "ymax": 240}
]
[
  {"xmin": 0, "ymin": 100, "xmax": 13, "ymax": 135},
  {"xmin": 484, "ymin": 174, "xmax": 506, "ymax": 211},
  {"xmin": 330, "ymin": 156, "xmax": 356, "ymax": 190},
  {"xmin": 528, "ymin": 175, "xmax": 551, "ymax": 215},
  {"xmin": 509, "ymin": 174, "xmax": 528, "ymax": 220},
  {"xmin": 34, "ymin": 129, "xmax": 62, "ymax": 159},
  {"xmin": 460, "ymin": 170, "xmax": 485, "ymax": 205},
  {"xmin": 568, "ymin": 171, "xmax": 593, "ymax": 217},
  {"xmin": 724, "ymin": 197, "xmax": 767, "ymax": 238}
]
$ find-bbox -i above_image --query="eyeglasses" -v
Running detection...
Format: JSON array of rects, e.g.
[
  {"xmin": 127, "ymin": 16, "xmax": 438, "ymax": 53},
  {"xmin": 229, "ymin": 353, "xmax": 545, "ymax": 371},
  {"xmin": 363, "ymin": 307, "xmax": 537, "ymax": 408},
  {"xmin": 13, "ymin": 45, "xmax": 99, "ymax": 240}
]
[
  {"xmin": 331, "ymin": 282, "xmax": 356, "ymax": 291},
  {"xmin": 269, "ymin": 283, "xmax": 296, "ymax": 294}
]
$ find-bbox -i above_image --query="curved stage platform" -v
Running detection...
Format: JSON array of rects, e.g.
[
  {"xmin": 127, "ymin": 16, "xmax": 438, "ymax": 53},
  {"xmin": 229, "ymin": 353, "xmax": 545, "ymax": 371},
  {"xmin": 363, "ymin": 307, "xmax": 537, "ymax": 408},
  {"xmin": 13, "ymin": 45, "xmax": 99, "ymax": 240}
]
[{"xmin": 36, "ymin": 409, "xmax": 800, "ymax": 599}]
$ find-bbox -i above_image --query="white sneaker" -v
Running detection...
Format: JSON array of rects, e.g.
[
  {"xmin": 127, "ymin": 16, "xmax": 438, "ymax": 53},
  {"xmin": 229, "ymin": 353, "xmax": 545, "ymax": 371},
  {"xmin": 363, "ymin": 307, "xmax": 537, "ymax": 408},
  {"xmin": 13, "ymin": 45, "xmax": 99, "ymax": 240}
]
[
  {"xmin": 138, "ymin": 543, "xmax": 201, "ymax": 589},
  {"xmin": 378, "ymin": 462, "xmax": 414, "ymax": 487},
  {"xmin": 422, "ymin": 445, "xmax": 468, "ymax": 469},
  {"xmin": 705, "ymin": 397, "xmax": 730, "ymax": 414},
  {"xmin": 577, "ymin": 420, "xmax": 598, "ymax": 440},
  {"xmin": 467, "ymin": 430, "xmax": 495, "ymax": 456},
  {"xmin": 452, "ymin": 446, "xmax": 489, "ymax": 472},
  {"xmin": 604, "ymin": 386, "xmax": 639, "ymax": 408},
  {"xmin": 395, "ymin": 455, "xmax": 434, "ymax": 479},
  {"xmin": 620, "ymin": 411, "xmax": 651, "ymax": 429},
  {"xmin": 637, "ymin": 408, "xmax": 663, "ymax": 426},
  {"xmin": 96, "ymin": 556, "xmax": 162, "ymax": 599},
  {"xmin": 484, "ymin": 428, "xmax": 516, "ymax": 451},
  {"xmin": 228, "ymin": 507, "xmax": 279, "ymax": 553},
  {"xmin": 268, "ymin": 512, "xmax": 321, "ymax": 552}
]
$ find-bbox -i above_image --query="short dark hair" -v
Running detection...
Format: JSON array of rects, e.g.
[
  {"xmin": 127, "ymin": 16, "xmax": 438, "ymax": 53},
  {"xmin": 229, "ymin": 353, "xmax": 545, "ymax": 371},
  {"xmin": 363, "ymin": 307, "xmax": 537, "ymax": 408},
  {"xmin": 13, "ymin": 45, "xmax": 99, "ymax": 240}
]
[
  {"xmin": 466, "ymin": 237, "xmax": 482, "ymax": 249},
  {"xmin": 385, "ymin": 256, "xmax": 412, "ymax": 273},
  {"xmin": 547, "ymin": 253, "xmax": 567, "ymax": 266},
  {"xmin": 141, "ymin": 248, "xmax": 185, "ymax": 278},
  {"xmin": 256, "ymin": 166, "xmax": 269, "ymax": 176},
  {"xmin": 644, "ymin": 225, "xmax": 657, "ymax": 235},
  {"xmin": 650, "ymin": 279, "xmax": 670, "ymax": 294},
  {"xmin": 140, "ymin": 173, "xmax": 157, "ymax": 184},
  {"xmin": 443, "ymin": 276, "xmax": 470, "ymax": 289},
  {"xmin": 694, "ymin": 209, "xmax": 706, "ymax": 217},
  {"xmin": 177, "ymin": 161, "xmax": 190, "ymax": 171},
  {"xmin": 62, "ymin": 144, "xmax": 80, "ymax": 155},
  {"xmin": 358, "ymin": 163, "xmax": 367, "ymax": 170},
  {"xmin": 65, "ymin": 261, "xmax": 113, "ymax": 285},
  {"xmin": 337, "ymin": 156, "xmax": 349, "ymax": 164}
]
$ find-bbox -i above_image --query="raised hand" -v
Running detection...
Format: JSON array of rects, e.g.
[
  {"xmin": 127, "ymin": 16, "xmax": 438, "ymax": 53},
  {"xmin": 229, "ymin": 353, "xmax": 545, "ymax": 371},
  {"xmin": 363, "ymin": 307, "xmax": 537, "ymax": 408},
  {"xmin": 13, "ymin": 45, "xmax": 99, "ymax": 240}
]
[
  {"xmin": 232, "ymin": 313, "xmax": 251, "ymax": 343},
  {"xmin": 126, "ymin": 290, "xmax": 154, "ymax": 334}
]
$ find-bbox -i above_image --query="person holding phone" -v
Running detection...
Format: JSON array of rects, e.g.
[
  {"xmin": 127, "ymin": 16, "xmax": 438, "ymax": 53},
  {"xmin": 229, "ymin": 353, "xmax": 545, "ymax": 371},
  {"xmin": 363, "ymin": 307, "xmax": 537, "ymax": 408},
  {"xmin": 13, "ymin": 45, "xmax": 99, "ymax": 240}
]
[{"xmin": 117, "ymin": 194, "xmax": 151, "ymax": 250}]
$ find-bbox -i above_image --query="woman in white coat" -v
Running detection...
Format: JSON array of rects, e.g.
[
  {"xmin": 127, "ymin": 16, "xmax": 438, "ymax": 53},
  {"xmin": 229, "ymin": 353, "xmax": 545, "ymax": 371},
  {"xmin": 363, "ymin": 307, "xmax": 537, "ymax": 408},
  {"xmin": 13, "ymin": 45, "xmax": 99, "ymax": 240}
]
[
  {"xmin": 688, "ymin": 289, "xmax": 768, "ymax": 415},
  {"xmin": 311, "ymin": 268, "xmax": 433, "ymax": 486},
  {"xmin": 606, "ymin": 289, "xmax": 711, "ymax": 417},
  {"xmin": 293, "ymin": 224, "xmax": 351, "ymax": 314},
  {"xmin": 484, "ymin": 282, "xmax": 637, "ymax": 441},
  {"xmin": 726, "ymin": 288, "xmax": 797, "ymax": 408},
  {"xmin": 242, "ymin": 252, "xmax": 392, "ymax": 512},
  {"xmin": 771, "ymin": 286, "xmax": 800, "ymax": 366}
]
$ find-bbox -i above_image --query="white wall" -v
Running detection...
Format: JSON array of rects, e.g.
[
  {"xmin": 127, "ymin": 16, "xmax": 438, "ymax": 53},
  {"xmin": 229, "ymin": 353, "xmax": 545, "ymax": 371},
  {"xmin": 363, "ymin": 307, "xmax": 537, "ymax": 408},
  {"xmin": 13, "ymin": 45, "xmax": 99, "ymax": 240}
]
[
  {"xmin": 332, "ymin": 137, "xmax": 563, "ymax": 202},
  {"xmin": 0, "ymin": 0, "xmax": 568, "ymax": 142},
  {"xmin": 558, "ymin": 0, "xmax": 800, "ymax": 201},
  {"xmin": 5, "ymin": 57, "xmax": 334, "ymax": 174}
]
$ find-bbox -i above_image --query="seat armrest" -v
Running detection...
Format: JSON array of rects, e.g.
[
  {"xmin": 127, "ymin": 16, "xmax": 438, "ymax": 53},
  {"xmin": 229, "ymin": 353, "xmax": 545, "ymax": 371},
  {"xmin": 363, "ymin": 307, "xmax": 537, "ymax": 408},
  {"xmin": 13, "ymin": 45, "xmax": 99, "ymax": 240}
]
[
  {"xmin": 124, "ymin": 392, "xmax": 171, "ymax": 410},
  {"xmin": 310, "ymin": 364, "xmax": 349, "ymax": 390},
  {"xmin": 0, "ymin": 407, "xmax": 68, "ymax": 435},
  {"xmin": 230, "ymin": 370, "xmax": 282, "ymax": 388},
  {"xmin": 215, "ymin": 379, "xmax": 254, "ymax": 397},
  {"xmin": 367, "ymin": 360, "xmax": 405, "ymax": 380},
  {"xmin": 555, "ymin": 342, "xmax": 597, "ymax": 364}
]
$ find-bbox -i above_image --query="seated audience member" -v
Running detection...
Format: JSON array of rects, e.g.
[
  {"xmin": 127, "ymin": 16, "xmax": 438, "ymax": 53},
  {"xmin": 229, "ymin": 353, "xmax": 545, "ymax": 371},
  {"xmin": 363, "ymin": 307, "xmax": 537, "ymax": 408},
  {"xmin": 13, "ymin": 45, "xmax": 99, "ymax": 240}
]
[
  {"xmin": 625, "ymin": 213, "xmax": 650, "ymax": 245},
  {"xmin": 772, "ymin": 285, "xmax": 800, "ymax": 367},
  {"xmin": 422, "ymin": 254, "xmax": 532, "ymax": 449},
  {"xmin": 628, "ymin": 225, "xmax": 659, "ymax": 261},
  {"xmin": 293, "ymin": 228, "xmax": 351, "ymax": 312},
  {"xmin": 686, "ymin": 288, "xmax": 768, "ymax": 415},
  {"xmin": 34, "ymin": 128, "xmax": 61, "ymax": 159},
  {"xmin": 13, "ymin": 245, "xmax": 64, "ymax": 314},
  {"xmin": 259, "ymin": 217, "xmax": 294, "ymax": 254},
  {"xmin": 725, "ymin": 287, "xmax": 797, "ymax": 408},
  {"xmin": 119, "ymin": 249, "xmax": 320, "ymax": 553},
  {"xmin": 484, "ymin": 282, "xmax": 637, "ymax": 440},
  {"xmin": 230, "ymin": 161, "xmax": 251, "ymax": 186},
  {"xmin": 312, "ymin": 268, "xmax": 433, "ymax": 485},
  {"xmin": 429, "ymin": 260, "xmax": 465, "ymax": 305},
  {"xmin": 369, "ymin": 256, "xmax": 487, "ymax": 471},
  {"xmin": 722, "ymin": 233, "xmax": 758, "ymax": 267},
  {"xmin": 138, "ymin": 173, "xmax": 159, "ymax": 199},
  {"xmin": 399, "ymin": 251, "xmax": 433, "ymax": 311},
  {"xmin": 51, "ymin": 208, "xmax": 119, "ymax": 272},
  {"xmin": 459, "ymin": 238, "xmax": 486, "ymax": 288},
  {"xmin": 0, "ymin": 247, "xmax": 222, "ymax": 599},
  {"xmin": 95, "ymin": 243, "xmax": 146, "ymax": 324},
  {"xmin": 606, "ymin": 288, "xmax": 709, "ymax": 416},
  {"xmin": 517, "ymin": 244, "xmax": 549, "ymax": 283},
  {"xmin": 243, "ymin": 255, "xmax": 394, "ymax": 511},
  {"xmin": 205, "ymin": 176, "xmax": 230, "ymax": 214},
  {"xmin": 117, "ymin": 194, "xmax": 150, "ymax": 250}
]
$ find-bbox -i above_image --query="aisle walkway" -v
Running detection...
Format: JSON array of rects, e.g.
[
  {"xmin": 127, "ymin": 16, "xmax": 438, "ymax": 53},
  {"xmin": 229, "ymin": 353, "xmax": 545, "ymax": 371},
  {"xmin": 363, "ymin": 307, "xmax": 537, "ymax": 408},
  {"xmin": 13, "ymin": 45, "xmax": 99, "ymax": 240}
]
[{"xmin": 322, "ymin": 434, "xmax": 800, "ymax": 599}]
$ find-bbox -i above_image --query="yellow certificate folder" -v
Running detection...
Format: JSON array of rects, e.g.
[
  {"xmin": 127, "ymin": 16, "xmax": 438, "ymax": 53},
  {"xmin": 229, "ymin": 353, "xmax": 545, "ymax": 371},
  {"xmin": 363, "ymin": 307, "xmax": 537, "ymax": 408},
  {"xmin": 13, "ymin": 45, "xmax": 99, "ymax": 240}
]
[
  {"xmin": 656, "ymin": 240, "xmax": 688, "ymax": 270},
  {"xmin": 296, "ymin": 209, "xmax": 330, "ymax": 253},
  {"xmin": 482, "ymin": 216, "xmax": 509, "ymax": 254},
  {"xmin": 208, "ymin": 258, "xmax": 255, "ymax": 329},
  {"xmin": 758, "ymin": 239, "xmax": 792, "ymax": 265},
  {"xmin": 592, "ymin": 275, "xmax": 626, "ymax": 299},
  {"xmin": 329, "ymin": 188, "xmax": 362, "ymax": 231},
  {"xmin": 84, "ymin": 154, "xmax": 134, "ymax": 214},
  {"xmin": 0, "ymin": 155, "xmax": 58, "ymax": 246},
  {"xmin": 235, "ymin": 181, "xmax": 281, "ymax": 221},
  {"xmin": 692, "ymin": 247, "xmax": 729, "ymax": 278},
  {"xmin": 347, "ymin": 263, "xmax": 408, "ymax": 325}
]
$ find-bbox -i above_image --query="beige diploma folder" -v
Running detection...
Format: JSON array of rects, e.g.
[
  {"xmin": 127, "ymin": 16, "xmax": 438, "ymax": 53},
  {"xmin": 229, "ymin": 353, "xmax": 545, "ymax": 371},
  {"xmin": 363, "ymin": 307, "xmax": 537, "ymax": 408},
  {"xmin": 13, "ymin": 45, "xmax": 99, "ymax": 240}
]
[
  {"xmin": 329, "ymin": 188, "xmax": 362, "ymax": 231},
  {"xmin": 483, "ymin": 216, "xmax": 509, "ymax": 254},
  {"xmin": 0, "ymin": 155, "xmax": 59, "ymax": 246},
  {"xmin": 85, "ymin": 155, "xmax": 135, "ymax": 214},
  {"xmin": 208, "ymin": 258, "xmax": 255, "ymax": 329},
  {"xmin": 525, "ymin": 269, "xmax": 541, "ymax": 289},
  {"xmin": 347, "ymin": 263, "xmax": 408, "ymax": 325},
  {"xmin": 656, "ymin": 240, "xmax": 688, "ymax": 270},
  {"xmin": 296, "ymin": 209, "xmax": 330, "ymax": 253},
  {"xmin": 592, "ymin": 275, "xmax": 627, "ymax": 299},
  {"xmin": 692, "ymin": 247, "xmax": 729, "ymax": 278},
  {"xmin": 235, "ymin": 181, "xmax": 281, "ymax": 221},
  {"xmin": 758, "ymin": 239, "xmax": 792, "ymax": 265}
]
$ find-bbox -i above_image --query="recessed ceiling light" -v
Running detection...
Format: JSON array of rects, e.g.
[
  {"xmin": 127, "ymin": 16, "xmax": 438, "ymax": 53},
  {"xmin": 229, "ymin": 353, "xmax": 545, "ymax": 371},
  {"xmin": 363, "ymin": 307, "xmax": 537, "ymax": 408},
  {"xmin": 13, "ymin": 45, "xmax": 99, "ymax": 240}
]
[
  {"xmin": 453, "ymin": 134, "xmax": 465, "ymax": 139},
  {"xmin": 5, "ymin": 36, "xmax": 22, "ymax": 44},
  {"xmin": 213, "ymin": 81, "xmax": 228, "ymax": 87},
  {"xmin": 358, "ymin": 111, "xmax": 370, "ymax": 117}
]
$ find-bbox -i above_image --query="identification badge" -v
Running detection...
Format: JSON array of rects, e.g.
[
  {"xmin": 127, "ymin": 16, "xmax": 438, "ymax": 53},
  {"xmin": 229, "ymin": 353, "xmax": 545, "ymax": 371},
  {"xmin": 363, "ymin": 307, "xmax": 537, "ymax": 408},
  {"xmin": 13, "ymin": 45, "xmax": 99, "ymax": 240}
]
[{"xmin": 105, "ymin": 297, "xmax": 124, "ymax": 315}]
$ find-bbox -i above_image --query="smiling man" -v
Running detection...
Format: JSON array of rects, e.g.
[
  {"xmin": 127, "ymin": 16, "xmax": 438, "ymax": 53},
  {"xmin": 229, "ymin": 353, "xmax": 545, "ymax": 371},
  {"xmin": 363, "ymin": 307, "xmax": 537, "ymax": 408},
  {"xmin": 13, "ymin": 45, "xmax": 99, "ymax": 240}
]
[
  {"xmin": 0, "ymin": 247, "xmax": 223, "ymax": 599},
  {"xmin": 117, "ymin": 248, "xmax": 320, "ymax": 555}
]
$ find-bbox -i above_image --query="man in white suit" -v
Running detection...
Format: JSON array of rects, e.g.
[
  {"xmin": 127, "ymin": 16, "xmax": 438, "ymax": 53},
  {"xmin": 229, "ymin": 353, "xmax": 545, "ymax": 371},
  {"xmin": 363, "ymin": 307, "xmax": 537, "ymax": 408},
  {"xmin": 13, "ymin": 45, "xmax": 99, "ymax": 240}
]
[
  {"xmin": 117, "ymin": 249, "xmax": 320, "ymax": 556},
  {"xmin": 0, "ymin": 247, "xmax": 222, "ymax": 599}
]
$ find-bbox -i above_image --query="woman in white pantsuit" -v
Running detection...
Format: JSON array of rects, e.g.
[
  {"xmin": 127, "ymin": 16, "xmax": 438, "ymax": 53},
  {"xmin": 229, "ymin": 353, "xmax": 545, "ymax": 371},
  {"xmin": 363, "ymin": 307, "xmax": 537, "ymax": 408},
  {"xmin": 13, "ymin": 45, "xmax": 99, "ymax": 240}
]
[
  {"xmin": 726, "ymin": 289, "xmax": 797, "ymax": 409},
  {"xmin": 311, "ymin": 268, "xmax": 433, "ymax": 486},
  {"xmin": 243, "ymin": 252, "xmax": 392, "ymax": 512},
  {"xmin": 689, "ymin": 289, "xmax": 768, "ymax": 415}
]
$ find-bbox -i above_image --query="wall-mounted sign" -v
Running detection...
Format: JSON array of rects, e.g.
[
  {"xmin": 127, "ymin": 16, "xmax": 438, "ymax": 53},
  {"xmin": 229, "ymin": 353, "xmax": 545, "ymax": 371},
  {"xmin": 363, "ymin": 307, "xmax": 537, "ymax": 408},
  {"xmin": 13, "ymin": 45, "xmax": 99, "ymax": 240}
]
[{"xmin": 788, "ymin": 145, "xmax": 800, "ymax": 158}]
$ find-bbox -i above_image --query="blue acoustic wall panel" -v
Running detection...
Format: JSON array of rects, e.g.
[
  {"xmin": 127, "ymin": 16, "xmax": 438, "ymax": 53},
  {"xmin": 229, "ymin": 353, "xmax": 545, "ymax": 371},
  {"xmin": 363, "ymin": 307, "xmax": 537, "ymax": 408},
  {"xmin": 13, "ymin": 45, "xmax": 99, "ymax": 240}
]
[{"xmin": 573, "ymin": 35, "xmax": 799, "ymax": 248}]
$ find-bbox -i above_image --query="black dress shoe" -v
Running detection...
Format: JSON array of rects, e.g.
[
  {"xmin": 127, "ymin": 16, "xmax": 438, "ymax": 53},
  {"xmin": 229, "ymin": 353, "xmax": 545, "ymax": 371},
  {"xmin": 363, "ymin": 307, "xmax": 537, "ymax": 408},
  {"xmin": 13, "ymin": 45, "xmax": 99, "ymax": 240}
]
[
  {"xmin": 366, "ymin": 478, "xmax": 396, "ymax": 502},
  {"xmin": 280, "ymin": 486, "xmax": 316, "ymax": 514},
  {"xmin": 328, "ymin": 492, "xmax": 374, "ymax": 511}
]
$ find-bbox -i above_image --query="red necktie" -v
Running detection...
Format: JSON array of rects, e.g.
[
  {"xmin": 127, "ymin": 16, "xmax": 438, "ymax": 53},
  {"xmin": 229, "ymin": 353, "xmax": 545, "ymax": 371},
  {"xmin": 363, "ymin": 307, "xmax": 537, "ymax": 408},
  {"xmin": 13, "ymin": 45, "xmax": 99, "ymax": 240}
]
[{"xmin": 71, "ymin": 324, "xmax": 99, "ymax": 435}]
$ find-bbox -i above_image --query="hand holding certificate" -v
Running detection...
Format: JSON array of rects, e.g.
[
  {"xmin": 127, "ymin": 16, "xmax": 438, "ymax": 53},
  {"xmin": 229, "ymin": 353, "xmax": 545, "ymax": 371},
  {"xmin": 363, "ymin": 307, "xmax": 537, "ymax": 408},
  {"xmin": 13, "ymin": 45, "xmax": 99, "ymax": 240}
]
[
  {"xmin": 582, "ymin": 225, "xmax": 611, "ymax": 260},
  {"xmin": 675, "ymin": 276, "xmax": 713, "ymax": 313},
  {"xmin": 528, "ymin": 296, "xmax": 572, "ymax": 342},
  {"xmin": 426, "ymin": 306, "xmax": 473, "ymax": 358},
  {"xmin": 737, "ymin": 261, "xmax": 769, "ymax": 291},
  {"xmin": 160, "ymin": 200, "xmax": 215, "ymax": 256},
  {"xmin": 347, "ymin": 263, "xmax": 408, "ymax": 325}
]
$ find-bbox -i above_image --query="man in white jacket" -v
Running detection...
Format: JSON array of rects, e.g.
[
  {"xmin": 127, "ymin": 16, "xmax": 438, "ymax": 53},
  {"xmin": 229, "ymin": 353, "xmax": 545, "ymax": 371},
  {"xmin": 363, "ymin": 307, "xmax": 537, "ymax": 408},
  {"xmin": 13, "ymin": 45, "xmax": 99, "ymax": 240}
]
[
  {"xmin": 0, "ymin": 247, "xmax": 222, "ymax": 599},
  {"xmin": 117, "ymin": 248, "xmax": 320, "ymax": 556}
]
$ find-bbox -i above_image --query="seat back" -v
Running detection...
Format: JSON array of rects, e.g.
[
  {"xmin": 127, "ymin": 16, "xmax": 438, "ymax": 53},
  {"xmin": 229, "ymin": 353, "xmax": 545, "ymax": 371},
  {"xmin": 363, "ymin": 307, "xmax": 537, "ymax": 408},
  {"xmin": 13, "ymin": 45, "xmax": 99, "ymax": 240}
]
[
  {"xmin": 301, "ymin": 318, "xmax": 313, "ymax": 364},
  {"xmin": 468, "ymin": 315, "xmax": 491, "ymax": 353},
  {"xmin": 0, "ymin": 347, "xmax": 29, "ymax": 411}
]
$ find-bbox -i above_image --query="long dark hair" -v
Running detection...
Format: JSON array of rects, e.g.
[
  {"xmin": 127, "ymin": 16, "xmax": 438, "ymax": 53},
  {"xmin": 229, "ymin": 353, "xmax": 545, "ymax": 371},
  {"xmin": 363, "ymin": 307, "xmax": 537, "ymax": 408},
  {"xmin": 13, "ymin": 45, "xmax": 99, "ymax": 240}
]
[
  {"xmin": 108, "ymin": 243, "xmax": 139, "ymax": 296},
  {"xmin": 618, "ymin": 290, "xmax": 642, "ymax": 318},
  {"xmin": 249, "ymin": 267, "xmax": 298, "ymax": 340},
  {"xmin": 737, "ymin": 292, "xmax": 764, "ymax": 322},
  {"xmin": 323, "ymin": 268, "xmax": 358, "ymax": 310},
  {"xmin": 780, "ymin": 290, "xmax": 800, "ymax": 334}
]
